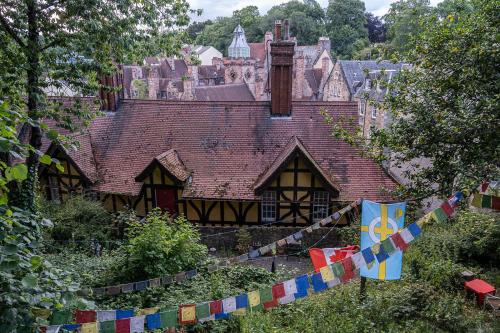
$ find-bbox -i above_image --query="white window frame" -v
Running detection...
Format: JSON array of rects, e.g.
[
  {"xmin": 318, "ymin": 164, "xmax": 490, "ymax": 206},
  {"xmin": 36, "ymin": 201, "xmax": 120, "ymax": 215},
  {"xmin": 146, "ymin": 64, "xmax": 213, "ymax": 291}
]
[
  {"xmin": 48, "ymin": 176, "xmax": 60, "ymax": 203},
  {"xmin": 261, "ymin": 191, "xmax": 277, "ymax": 223},
  {"xmin": 371, "ymin": 106, "xmax": 378, "ymax": 119},
  {"xmin": 365, "ymin": 79, "xmax": 371, "ymax": 91},
  {"xmin": 313, "ymin": 191, "xmax": 329, "ymax": 222},
  {"xmin": 359, "ymin": 101, "xmax": 365, "ymax": 116}
]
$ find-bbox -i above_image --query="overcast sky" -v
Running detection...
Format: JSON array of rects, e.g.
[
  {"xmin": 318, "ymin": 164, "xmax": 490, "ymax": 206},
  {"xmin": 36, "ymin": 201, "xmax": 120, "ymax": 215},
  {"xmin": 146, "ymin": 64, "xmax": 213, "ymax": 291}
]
[{"xmin": 188, "ymin": 0, "xmax": 443, "ymax": 22}]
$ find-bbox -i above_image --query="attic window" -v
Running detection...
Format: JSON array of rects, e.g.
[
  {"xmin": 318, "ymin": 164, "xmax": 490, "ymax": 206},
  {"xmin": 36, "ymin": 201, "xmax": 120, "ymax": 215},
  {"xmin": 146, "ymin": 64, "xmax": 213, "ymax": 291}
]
[{"xmin": 261, "ymin": 191, "xmax": 276, "ymax": 223}]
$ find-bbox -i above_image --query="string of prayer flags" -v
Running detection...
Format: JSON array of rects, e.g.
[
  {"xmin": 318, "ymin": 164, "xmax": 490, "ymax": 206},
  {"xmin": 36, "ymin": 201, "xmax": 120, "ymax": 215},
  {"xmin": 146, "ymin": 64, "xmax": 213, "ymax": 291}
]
[
  {"xmin": 116, "ymin": 309, "xmax": 134, "ymax": 320},
  {"xmin": 471, "ymin": 193, "xmax": 500, "ymax": 210},
  {"xmin": 146, "ymin": 313, "xmax": 161, "ymax": 330},
  {"xmin": 178, "ymin": 304, "xmax": 196, "ymax": 325}
]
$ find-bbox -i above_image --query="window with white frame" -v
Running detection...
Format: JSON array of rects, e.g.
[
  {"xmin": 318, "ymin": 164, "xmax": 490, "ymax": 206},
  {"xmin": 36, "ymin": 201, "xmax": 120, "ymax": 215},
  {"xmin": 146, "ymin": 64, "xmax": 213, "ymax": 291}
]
[
  {"xmin": 365, "ymin": 79, "xmax": 371, "ymax": 90},
  {"xmin": 261, "ymin": 191, "xmax": 276, "ymax": 223},
  {"xmin": 359, "ymin": 101, "xmax": 365, "ymax": 115},
  {"xmin": 371, "ymin": 106, "xmax": 378, "ymax": 119},
  {"xmin": 313, "ymin": 191, "xmax": 329, "ymax": 221},
  {"xmin": 48, "ymin": 176, "xmax": 60, "ymax": 203}
]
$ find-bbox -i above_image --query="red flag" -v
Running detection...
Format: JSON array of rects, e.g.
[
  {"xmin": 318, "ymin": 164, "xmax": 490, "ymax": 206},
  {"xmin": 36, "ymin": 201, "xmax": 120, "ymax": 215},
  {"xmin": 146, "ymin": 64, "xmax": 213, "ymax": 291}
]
[
  {"xmin": 272, "ymin": 283, "xmax": 285, "ymax": 299},
  {"xmin": 309, "ymin": 246, "xmax": 359, "ymax": 272}
]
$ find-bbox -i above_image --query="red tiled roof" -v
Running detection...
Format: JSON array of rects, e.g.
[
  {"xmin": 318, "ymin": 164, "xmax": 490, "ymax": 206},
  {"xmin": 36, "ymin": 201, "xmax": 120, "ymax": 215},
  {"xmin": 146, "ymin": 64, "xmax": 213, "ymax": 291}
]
[
  {"xmin": 195, "ymin": 84, "xmax": 254, "ymax": 101},
  {"xmin": 156, "ymin": 149, "xmax": 190, "ymax": 181},
  {"xmin": 76, "ymin": 99, "xmax": 397, "ymax": 201}
]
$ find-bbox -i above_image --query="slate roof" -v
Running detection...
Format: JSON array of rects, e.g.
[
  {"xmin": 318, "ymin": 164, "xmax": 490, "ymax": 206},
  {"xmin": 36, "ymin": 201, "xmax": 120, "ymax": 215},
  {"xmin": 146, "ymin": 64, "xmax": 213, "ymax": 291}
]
[
  {"xmin": 194, "ymin": 84, "xmax": 254, "ymax": 101},
  {"xmin": 49, "ymin": 99, "xmax": 397, "ymax": 201},
  {"xmin": 339, "ymin": 60, "xmax": 404, "ymax": 96},
  {"xmin": 353, "ymin": 70, "xmax": 399, "ymax": 102}
]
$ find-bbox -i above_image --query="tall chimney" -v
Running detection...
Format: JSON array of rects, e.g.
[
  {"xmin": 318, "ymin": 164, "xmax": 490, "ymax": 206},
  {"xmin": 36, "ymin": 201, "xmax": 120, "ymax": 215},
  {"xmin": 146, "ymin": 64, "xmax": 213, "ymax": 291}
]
[
  {"xmin": 270, "ymin": 20, "xmax": 294, "ymax": 116},
  {"xmin": 99, "ymin": 65, "xmax": 123, "ymax": 111}
]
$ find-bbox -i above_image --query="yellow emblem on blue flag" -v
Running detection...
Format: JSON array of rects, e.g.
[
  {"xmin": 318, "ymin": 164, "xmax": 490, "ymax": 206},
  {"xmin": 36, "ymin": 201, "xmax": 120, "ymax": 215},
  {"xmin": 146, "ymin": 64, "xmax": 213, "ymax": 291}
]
[{"xmin": 360, "ymin": 200, "xmax": 406, "ymax": 280}]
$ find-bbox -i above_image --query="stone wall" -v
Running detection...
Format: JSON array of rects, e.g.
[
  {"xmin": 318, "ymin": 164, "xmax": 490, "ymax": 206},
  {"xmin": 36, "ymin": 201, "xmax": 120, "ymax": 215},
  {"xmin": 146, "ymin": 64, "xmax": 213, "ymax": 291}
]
[{"xmin": 197, "ymin": 226, "xmax": 350, "ymax": 254}]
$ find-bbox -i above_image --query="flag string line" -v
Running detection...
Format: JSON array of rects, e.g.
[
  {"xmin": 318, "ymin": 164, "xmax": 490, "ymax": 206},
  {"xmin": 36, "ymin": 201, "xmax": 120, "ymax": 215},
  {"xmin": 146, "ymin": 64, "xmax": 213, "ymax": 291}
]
[
  {"xmin": 40, "ymin": 193, "xmax": 456, "ymax": 332},
  {"xmin": 67, "ymin": 200, "xmax": 361, "ymax": 298}
]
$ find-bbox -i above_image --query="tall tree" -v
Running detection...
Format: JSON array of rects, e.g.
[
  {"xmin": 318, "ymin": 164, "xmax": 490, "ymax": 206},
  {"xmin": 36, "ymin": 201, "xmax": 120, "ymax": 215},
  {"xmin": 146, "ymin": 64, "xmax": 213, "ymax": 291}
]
[
  {"xmin": 365, "ymin": 13, "xmax": 387, "ymax": 43},
  {"xmin": 262, "ymin": 0, "xmax": 326, "ymax": 45},
  {"xmin": 187, "ymin": 20, "xmax": 213, "ymax": 41},
  {"xmin": 0, "ymin": 0, "xmax": 191, "ymax": 211},
  {"xmin": 330, "ymin": 0, "xmax": 499, "ymax": 199},
  {"xmin": 325, "ymin": 0, "xmax": 369, "ymax": 58},
  {"xmin": 383, "ymin": 0, "xmax": 432, "ymax": 58}
]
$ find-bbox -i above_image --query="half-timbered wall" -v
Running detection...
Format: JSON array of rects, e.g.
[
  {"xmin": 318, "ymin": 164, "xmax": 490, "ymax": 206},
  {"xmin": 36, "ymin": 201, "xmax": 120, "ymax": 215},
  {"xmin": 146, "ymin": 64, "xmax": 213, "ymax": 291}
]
[
  {"xmin": 40, "ymin": 154, "xmax": 350, "ymax": 226},
  {"xmin": 39, "ymin": 149, "xmax": 90, "ymax": 202}
]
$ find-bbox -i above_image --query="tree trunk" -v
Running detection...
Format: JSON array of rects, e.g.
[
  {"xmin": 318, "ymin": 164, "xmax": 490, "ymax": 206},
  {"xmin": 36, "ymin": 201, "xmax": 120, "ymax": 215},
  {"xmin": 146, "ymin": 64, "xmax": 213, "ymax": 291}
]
[{"xmin": 19, "ymin": 0, "xmax": 42, "ymax": 212}]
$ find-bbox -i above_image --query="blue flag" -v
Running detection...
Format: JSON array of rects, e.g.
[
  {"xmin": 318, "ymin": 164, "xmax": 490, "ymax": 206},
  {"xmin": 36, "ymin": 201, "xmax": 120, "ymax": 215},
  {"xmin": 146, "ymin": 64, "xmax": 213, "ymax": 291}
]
[{"xmin": 360, "ymin": 200, "xmax": 406, "ymax": 280}]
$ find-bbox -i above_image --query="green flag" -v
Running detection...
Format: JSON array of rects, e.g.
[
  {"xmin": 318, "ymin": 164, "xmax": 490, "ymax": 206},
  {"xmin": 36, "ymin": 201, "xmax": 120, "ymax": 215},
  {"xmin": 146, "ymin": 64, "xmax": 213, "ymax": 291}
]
[
  {"xmin": 259, "ymin": 287, "xmax": 273, "ymax": 303},
  {"xmin": 160, "ymin": 308, "xmax": 178, "ymax": 328},
  {"xmin": 431, "ymin": 207, "xmax": 448, "ymax": 223},
  {"xmin": 99, "ymin": 320, "xmax": 116, "ymax": 333},
  {"xmin": 195, "ymin": 303, "xmax": 210, "ymax": 320},
  {"xmin": 381, "ymin": 238, "xmax": 396, "ymax": 254},
  {"xmin": 482, "ymin": 194, "xmax": 492, "ymax": 208},
  {"xmin": 49, "ymin": 310, "xmax": 72, "ymax": 325},
  {"xmin": 331, "ymin": 262, "xmax": 344, "ymax": 277}
]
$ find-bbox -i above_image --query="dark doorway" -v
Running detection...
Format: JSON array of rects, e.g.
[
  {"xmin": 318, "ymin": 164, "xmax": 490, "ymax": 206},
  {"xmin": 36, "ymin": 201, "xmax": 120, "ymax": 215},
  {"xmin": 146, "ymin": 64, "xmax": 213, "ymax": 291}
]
[{"xmin": 156, "ymin": 188, "xmax": 177, "ymax": 214}]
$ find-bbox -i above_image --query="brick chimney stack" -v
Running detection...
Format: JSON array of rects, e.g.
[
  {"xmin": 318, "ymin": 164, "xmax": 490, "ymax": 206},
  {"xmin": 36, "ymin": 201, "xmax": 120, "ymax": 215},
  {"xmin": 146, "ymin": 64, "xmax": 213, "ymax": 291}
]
[
  {"xmin": 99, "ymin": 65, "xmax": 123, "ymax": 111},
  {"xmin": 270, "ymin": 20, "xmax": 295, "ymax": 116}
]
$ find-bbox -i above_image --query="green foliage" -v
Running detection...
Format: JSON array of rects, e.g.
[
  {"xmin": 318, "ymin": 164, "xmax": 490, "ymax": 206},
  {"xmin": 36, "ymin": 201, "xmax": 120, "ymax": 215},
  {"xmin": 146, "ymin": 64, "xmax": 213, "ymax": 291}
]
[
  {"xmin": 235, "ymin": 228, "xmax": 252, "ymax": 254},
  {"xmin": 0, "ymin": 208, "xmax": 87, "ymax": 333},
  {"xmin": 325, "ymin": 0, "xmax": 369, "ymax": 58},
  {"xmin": 262, "ymin": 0, "xmax": 326, "ymax": 45},
  {"xmin": 383, "ymin": 0, "xmax": 433, "ymax": 58},
  {"xmin": 121, "ymin": 209, "xmax": 207, "ymax": 281},
  {"xmin": 131, "ymin": 79, "xmax": 149, "ymax": 99},
  {"xmin": 40, "ymin": 195, "xmax": 114, "ymax": 243}
]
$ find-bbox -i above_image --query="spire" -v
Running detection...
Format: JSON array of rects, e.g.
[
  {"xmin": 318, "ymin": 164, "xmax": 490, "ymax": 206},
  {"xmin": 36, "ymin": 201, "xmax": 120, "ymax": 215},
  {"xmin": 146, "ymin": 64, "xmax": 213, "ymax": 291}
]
[{"xmin": 228, "ymin": 24, "xmax": 250, "ymax": 58}]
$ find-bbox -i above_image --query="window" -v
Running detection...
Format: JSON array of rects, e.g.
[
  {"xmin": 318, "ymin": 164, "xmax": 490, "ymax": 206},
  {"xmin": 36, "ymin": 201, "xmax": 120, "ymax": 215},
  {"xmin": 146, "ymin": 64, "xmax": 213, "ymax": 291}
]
[
  {"xmin": 313, "ymin": 191, "xmax": 329, "ymax": 222},
  {"xmin": 359, "ymin": 101, "xmax": 365, "ymax": 116},
  {"xmin": 371, "ymin": 107, "xmax": 378, "ymax": 119},
  {"xmin": 365, "ymin": 79, "xmax": 371, "ymax": 90},
  {"xmin": 160, "ymin": 91, "xmax": 167, "ymax": 99},
  {"xmin": 48, "ymin": 176, "xmax": 60, "ymax": 203},
  {"xmin": 261, "ymin": 191, "xmax": 276, "ymax": 223}
]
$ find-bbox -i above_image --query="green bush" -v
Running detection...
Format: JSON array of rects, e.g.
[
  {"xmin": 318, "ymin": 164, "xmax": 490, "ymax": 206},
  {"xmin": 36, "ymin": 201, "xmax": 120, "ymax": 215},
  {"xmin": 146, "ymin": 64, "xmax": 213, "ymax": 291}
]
[
  {"xmin": 120, "ymin": 209, "xmax": 208, "ymax": 281},
  {"xmin": 40, "ymin": 196, "xmax": 114, "ymax": 243}
]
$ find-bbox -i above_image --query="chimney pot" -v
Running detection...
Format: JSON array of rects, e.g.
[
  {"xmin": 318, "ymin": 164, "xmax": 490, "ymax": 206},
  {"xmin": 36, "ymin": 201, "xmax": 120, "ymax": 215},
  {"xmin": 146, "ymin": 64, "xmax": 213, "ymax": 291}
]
[{"xmin": 274, "ymin": 20, "xmax": 282, "ymax": 41}]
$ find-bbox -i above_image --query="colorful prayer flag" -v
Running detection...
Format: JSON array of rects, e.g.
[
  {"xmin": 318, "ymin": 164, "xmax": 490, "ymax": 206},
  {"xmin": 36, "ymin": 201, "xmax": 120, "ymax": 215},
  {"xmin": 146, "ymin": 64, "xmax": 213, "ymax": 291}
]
[
  {"xmin": 160, "ymin": 309, "xmax": 177, "ymax": 328},
  {"xmin": 115, "ymin": 318, "xmax": 130, "ymax": 333},
  {"xmin": 482, "ymin": 194, "xmax": 492, "ymax": 208},
  {"xmin": 195, "ymin": 303, "xmax": 210, "ymax": 320},
  {"xmin": 62, "ymin": 324, "xmax": 81, "ymax": 331},
  {"xmin": 283, "ymin": 278, "xmax": 298, "ymax": 295},
  {"xmin": 97, "ymin": 310, "xmax": 116, "ymax": 322},
  {"xmin": 293, "ymin": 231, "xmax": 303, "ymax": 240},
  {"xmin": 408, "ymin": 222, "xmax": 421, "ymax": 238},
  {"xmin": 175, "ymin": 272, "xmax": 186, "ymax": 282},
  {"xmin": 81, "ymin": 322, "xmax": 98, "ymax": 333},
  {"xmin": 263, "ymin": 299, "xmax": 278, "ymax": 310},
  {"xmin": 116, "ymin": 310, "xmax": 134, "ymax": 320},
  {"xmin": 295, "ymin": 274, "xmax": 310, "ymax": 292},
  {"xmin": 360, "ymin": 200, "xmax": 405, "ymax": 280},
  {"xmin": 272, "ymin": 283, "xmax": 286, "ymax": 299},
  {"xmin": 350, "ymin": 251, "xmax": 366, "ymax": 269},
  {"xmin": 399, "ymin": 228, "xmax": 414, "ymax": 244},
  {"xmin": 135, "ymin": 280, "xmax": 148, "ymax": 291},
  {"xmin": 311, "ymin": 222, "xmax": 321, "ymax": 230},
  {"xmin": 361, "ymin": 247, "xmax": 375, "ymax": 264},
  {"xmin": 248, "ymin": 291, "xmax": 261, "ymax": 308},
  {"xmin": 130, "ymin": 316, "xmax": 145, "ymax": 333},
  {"xmin": 278, "ymin": 294, "xmax": 295, "ymax": 305},
  {"xmin": 320, "ymin": 265, "xmax": 335, "ymax": 282},
  {"xmin": 326, "ymin": 278, "xmax": 341, "ymax": 288},
  {"xmin": 136, "ymin": 308, "xmax": 158, "ymax": 316},
  {"xmin": 186, "ymin": 269, "xmax": 197, "ymax": 279},
  {"xmin": 259, "ymin": 287, "xmax": 273, "ymax": 303},
  {"xmin": 222, "ymin": 297, "xmax": 237, "ymax": 313},
  {"xmin": 320, "ymin": 216, "xmax": 333, "ymax": 226},
  {"xmin": 106, "ymin": 286, "xmax": 121, "ymax": 295},
  {"xmin": 235, "ymin": 294, "xmax": 248, "ymax": 309},
  {"xmin": 249, "ymin": 249, "xmax": 260, "ymax": 259},
  {"xmin": 331, "ymin": 262, "xmax": 345, "ymax": 277},
  {"xmin": 471, "ymin": 193, "xmax": 482, "ymax": 208},
  {"xmin": 161, "ymin": 275, "xmax": 173, "ymax": 285},
  {"xmin": 209, "ymin": 300, "xmax": 222, "ymax": 315},
  {"xmin": 179, "ymin": 304, "xmax": 197, "ymax": 325},
  {"xmin": 75, "ymin": 310, "xmax": 96, "ymax": 324},
  {"xmin": 100, "ymin": 321, "xmax": 115, "ymax": 333},
  {"xmin": 121, "ymin": 283, "xmax": 134, "ymax": 293},
  {"xmin": 149, "ymin": 278, "xmax": 161, "ymax": 288},
  {"xmin": 50, "ymin": 310, "xmax": 72, "ymax": 325},
  {"xmin": 93, "ymin": 287, "xmax": 105, "ymax": 296},
  {"xmin": 390, "ymin": 232, "xmax": 408, "ymax": 251},
  {"xmin": 380, "ymin": 237, "xmax": 396, "ymax": 254},
  {"xmin": 311, "ymin": 273, "xmax": 328, "ymax": 292},
  {"xmin": 146, "ymin": 313, "xmax": 161, "ymax": 330}
]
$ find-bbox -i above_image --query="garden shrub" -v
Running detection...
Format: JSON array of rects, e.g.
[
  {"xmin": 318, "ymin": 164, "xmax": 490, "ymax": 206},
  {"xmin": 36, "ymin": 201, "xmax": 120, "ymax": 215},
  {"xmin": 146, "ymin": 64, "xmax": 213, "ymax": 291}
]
[
  {"xmin": 40, "ymin": 196, "xmax": 114, "ymax": 243},
  {"xmin": 120, "ymin": 209, "xmax": 208, "ymax": 281}
]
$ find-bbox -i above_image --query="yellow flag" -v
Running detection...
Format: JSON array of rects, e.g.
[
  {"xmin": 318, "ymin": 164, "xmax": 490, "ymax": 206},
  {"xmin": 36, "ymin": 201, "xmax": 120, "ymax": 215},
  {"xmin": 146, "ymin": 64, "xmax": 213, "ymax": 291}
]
[
  {"xmin": 417, "ymin": 213, "xmax": 432, "ymax": 228},
  {"xmin": 371, "ymin": 243, "xmax": 381, "ymax": 254},
  {"xmin": 233, "ymin": 308, "xmax": 246, "ymax": 316},
  {"xmin": 81, "ymin": 322, "xmax": 98, "ymax": 333},
  {"xmin": 137, "ymin": 307, "xmax": 159, "ymax": 316},
  {"xmin": 248, "ymin": 290, "xmax": 260, "ymax": 307},
  {"xmin": 180, "ymin": 305, "xmax": 196, "ymax": 322},
  {"xmin": 471, "ymin": 193, "xmax": 482, "ymax": 208},
  {"xmin": 320, "ymin": 265, "xmax": 335, "ymax": 282}
]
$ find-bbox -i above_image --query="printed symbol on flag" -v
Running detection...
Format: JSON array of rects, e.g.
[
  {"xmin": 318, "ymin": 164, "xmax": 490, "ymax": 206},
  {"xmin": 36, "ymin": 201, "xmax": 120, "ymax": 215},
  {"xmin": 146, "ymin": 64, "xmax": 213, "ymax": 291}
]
[{"xmin": 360, "ymin": 200, "xmax": 406, "ymax": 280}]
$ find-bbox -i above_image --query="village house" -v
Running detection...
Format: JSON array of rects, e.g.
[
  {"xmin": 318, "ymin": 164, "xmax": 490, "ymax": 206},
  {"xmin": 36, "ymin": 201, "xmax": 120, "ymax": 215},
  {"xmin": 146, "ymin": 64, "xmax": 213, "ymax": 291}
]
[{"xmin": 39, "ymin": 22, "xmax": 398, "ymax": 227}]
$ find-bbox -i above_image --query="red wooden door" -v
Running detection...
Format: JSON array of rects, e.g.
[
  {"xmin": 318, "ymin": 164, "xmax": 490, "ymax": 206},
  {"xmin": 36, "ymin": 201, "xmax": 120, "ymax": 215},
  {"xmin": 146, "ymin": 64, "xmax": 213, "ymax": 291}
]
[{"xmin": 156, "ymin": 188, "xmax": 177, "ymax": 214}]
